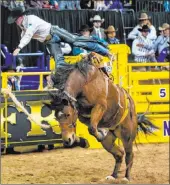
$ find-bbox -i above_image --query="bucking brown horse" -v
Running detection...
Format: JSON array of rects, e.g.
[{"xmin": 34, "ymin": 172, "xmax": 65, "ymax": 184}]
[{"xmin": 46, "ymin": 55, "xmax": 158, "ymax": 183}]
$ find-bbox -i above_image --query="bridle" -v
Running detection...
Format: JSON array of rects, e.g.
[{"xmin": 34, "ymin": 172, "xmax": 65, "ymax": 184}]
[{"xmin": 62, "ymin": 91, "xmax": 78, "ymax": 129}]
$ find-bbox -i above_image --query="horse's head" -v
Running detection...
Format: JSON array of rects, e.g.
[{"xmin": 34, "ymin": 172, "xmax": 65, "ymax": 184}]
[{"xmin": 48, "ymin": 91, "xmax": 78, "ymax": 147}]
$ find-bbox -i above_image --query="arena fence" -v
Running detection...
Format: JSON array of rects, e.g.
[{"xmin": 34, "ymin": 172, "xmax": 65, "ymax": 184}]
[
  {"xmin": 135, "ymin": 0, "xmax": 165, "ymax": 12},
  {"xmin": 1, "ymin": 45, "xmax": 169, "ymax": 151}
]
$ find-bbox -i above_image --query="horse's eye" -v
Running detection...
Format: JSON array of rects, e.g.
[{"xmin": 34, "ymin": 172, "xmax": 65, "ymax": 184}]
[{"xmin": 65, "ymin": 114, "xmax": 70, "ymax": 117}]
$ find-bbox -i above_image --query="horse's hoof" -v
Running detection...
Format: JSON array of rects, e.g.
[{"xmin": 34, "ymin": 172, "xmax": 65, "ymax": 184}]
[
  {"xmin": 105, "ymin": 175, "xmax": 116, "ymax": 182},
  {"xmin": 121, "ymin": 177, "xmax": 129, "ymax": 184},
  {"xmin": 79, "ymin": 137, "xmax": 90, "ymax": 148}
]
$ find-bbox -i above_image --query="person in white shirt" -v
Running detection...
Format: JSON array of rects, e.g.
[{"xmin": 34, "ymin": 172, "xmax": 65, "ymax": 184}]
[
  {"xmin": 90, "ymin": 15, "xmax": 106, "ymax": 40},
  {"xmin": 128, "ymin": 13, "xmax": 157, "ymax": 42},
  {"xmin": 132, "ymin": 25, "xmax": 156, "ymax": 71},
  {"xmin": 154, "ymin": 23, "xmax": 170, "ymax": 54}
]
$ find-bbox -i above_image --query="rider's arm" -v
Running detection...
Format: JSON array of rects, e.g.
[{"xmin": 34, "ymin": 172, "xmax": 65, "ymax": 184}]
[{"xmin": 18, "ymin": 23, "xmax": 38, "ymax": 49}]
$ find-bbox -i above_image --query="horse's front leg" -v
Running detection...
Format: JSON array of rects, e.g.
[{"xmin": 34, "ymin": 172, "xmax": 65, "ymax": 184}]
[{"xmin": 89, "ymin": 103, "xmax": 107, "ymax": 141}]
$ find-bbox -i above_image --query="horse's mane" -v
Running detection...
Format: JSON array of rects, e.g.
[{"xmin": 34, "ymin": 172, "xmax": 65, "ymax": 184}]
[{"xmin": 51, "ymin": 58, "xmax": 92, "ymax": 90}]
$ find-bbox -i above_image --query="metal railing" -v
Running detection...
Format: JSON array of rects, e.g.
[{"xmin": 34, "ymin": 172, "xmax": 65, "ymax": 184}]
[{"xmin": 135, "ymin": 0, "xmax": 165, "ymax": 12}]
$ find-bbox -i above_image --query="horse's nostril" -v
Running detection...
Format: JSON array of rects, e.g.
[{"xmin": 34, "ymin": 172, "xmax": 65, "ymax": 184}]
[
  {"xmin": 64, "ymin": 138, "xmax": 71, "ymax": 146},
  {"xmin": 72, "ymin": 134, "xmax": 75, "ymax": 140},
  {"xmin": 64, "ymin": 141, "xmax": 69, "ymax": 146}
]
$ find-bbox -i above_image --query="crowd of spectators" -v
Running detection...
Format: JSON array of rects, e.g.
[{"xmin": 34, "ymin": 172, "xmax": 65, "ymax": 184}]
[{"xmin": 0, "ymin": 0, "xmax": 136, "ymax": 10}]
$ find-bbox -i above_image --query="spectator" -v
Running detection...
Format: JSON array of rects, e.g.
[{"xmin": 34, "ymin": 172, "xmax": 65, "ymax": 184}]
[
  {"xmin": 58, "ymin": 0, "xmax": 73, "ymax": 10},
  {"xmin": 132, "ymin": 25, "xmax": 156, "ymax": 71},
  {"xmin": 123, "ymin": 0, "xmax": 131, "ymax": 6},
  {"xmin": 104, "ymin": 26, "xmax": 120, "ymax": 44},
  {"xmin": 164, "ymin": 0, "xmax": 170, "ymax": 12},
  {"xmin": 8, "ymin": 0, "xmax": 25, "ymax": 10},
  {"xmin": 1, "ymin": 0, "xmax": 9, "ymax": 7},
  {"xmin": 93, "ymin": 0, "xmax": 106, "ymax": 10},
  {"xmin": 49, "ymin": 0, "xmax": 59, "ymax": 9},
  {"xmin": 80, "ymin": 0, "xmax": 94, "ymax": 9},
  {"xmin": 128, "ymin": 13, "xmax": 157, "ymax": 42},
  {"xmin": 72, "ymin": 0, "xmax": 81, "ymax": 9},
  {"xmin": 90, "ymin": 15, "xmax": 106, "ymax": 40},
  {"xmin": 105, "ymin": 0, "xmax": 123, "ymax": 10},
  {"xmin": 2, "ymin": 66, "xmax": 21, "ymax": 91},
  {"xmin": 154, "ymin": 23, "xmax": 170, "ymax": 55}
]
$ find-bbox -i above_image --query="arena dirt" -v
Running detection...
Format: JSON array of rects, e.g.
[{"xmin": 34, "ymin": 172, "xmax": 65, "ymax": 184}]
[{"xmin": 1, "ymin": 143, "xmax": 169, "ymax": 184}]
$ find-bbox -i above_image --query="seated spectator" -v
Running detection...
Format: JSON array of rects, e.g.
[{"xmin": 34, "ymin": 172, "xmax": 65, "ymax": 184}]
[
  {"xmin": 80, "ymin": 0, "xmax": 94, "ymax": 9},
  {"xmin": 93, "ymin": 0, "xmax": 106, "ymax": 10},
  {"xmin": 132, "ymin": 25, "xmax": 156, "ymax": 71},
  {"xmin": 104, "ymin": 26, "xmax": 120, "ymax": 44},
  {"xmin": 29, "ymin": 0, "xmax": 45, "ymax": 8},
  {"xmin": 49, "ymin": 0, "xmax": 59, "ymax": 9},
  {"xmin": 8, "ymin": 0, "xmax": 25, "ymax": 10},
  {"xmin": 123, "ymin": 0, "xmax": 131, "ymax": 6},
  {"xmin": 90, "ymin": 15, "xmax": 106, "ymax": 40},
  {"xmin": 164, "ymin": 0, "xmax": 170, "ymax": 12},
  {"xmin": 2, "ymin": 65, "xmax": 21, "ymax": 91},
  {"xmin": 72, "ymin": 0, "xmax": 81, "ymax": 10},
  {"xmin": 1, "ymin": 0, "xmax": 9, "ymax": 7},
  {"xmin": 58, "ymin": 0, "xmax": 73, "ymax": 10},
  {"xmin": 128, "ymin": 13, "xmax": 157, "ymax": 43},
  {"xmin": 154, "ymin": 23, "xmax": 170, "ymax": 55},
  {"xmin": 105, "ymin": 0, "xmax": 123, "ymax": 10}
]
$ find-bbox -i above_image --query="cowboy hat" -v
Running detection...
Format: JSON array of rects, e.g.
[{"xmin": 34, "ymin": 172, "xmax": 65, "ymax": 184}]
[
  {"xmin": 159, "ymin": 23, "xmax": 170, "ymax": 31},
  {"xmin": 138, "ymin": 13, "xmax": 151, "ymax": 20},
  {"xmin": 138, "ymin": 25, "xmax": 150, "ymax": 32},
  {"xmin": 79, "ymin": 25, "xmax": 93, "ymax": 32},
  {"xmin": 1, "ymin": 65, "xmax": 16, "ymax": 72},
  {"xmin": 7, "ymin": 7, "xmax": 28, "ymax": 24},
  {"xmin": 104, "ymin": 26, "xmax": 118, "ymax": 33},
  {"xmin": 90, "ymin": 15, "xmax": 104, "ymax": 23}
]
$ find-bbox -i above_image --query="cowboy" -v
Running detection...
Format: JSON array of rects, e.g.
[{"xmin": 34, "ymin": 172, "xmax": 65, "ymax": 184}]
[
  {"xmin": 128, "ymin": 13, "xmax": 157, "ymax": 42},
  {"xmin": 104, "ymin": 25, "xmax": 120, "ymax": 44},
  {"xmin": 8, "ymin": 8, "xmax": 113, "ymax": 69},
  {"xmin": 90, "ymin": 15, "xmax": 106, "ymax": 40},
  {"xmin": 132, "ymin": 25, "xmax": 157, "ymax": 71},
  {"xmin": 154, "ymin": 23, "xmax": 170, "ymax": 55}
]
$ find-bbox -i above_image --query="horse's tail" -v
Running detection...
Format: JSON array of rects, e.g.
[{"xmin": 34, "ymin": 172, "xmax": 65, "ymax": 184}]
[{"xmin": 137, "ymin": 114, "xmax": 159, "ymax": 134}]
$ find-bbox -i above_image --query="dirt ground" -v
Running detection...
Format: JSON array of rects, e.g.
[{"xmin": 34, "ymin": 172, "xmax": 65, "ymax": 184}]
[{"xmin": 1, "ymin": 143, "xmax": 169, "ymax": 184}]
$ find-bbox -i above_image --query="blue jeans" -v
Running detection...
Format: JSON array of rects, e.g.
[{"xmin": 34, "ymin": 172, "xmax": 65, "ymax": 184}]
[
  {"xmin": 46, "ymin": 35, "xmax": 67, "ymax": 68},
  {"xmin": 73, "ymin": 42, "xmax": 109, "ymax": 56},
  {"xmin": 51, "ymin": 26, "xmax": 78, "ymax": 43}
]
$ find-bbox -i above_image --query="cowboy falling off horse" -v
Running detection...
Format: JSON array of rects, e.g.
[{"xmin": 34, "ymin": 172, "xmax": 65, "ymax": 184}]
[{"xmin": 2, "ymin": 7, "xmax": 159, "ymax": 184}]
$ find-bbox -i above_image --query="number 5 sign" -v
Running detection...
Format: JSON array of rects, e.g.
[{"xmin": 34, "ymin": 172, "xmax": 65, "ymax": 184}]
[{"xmin": 159, "ymin": 88, "xmax": 166, "ymax": 98}]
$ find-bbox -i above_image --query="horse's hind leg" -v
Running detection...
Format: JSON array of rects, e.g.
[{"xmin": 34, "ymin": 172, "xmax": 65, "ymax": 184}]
[
  {"xmin": 101, "ymin": 131, "xmax": 124, "ymax": 181},
  {"xmin": 121, "ymin": 140, "xmax": 134, "ymax": 183}
]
